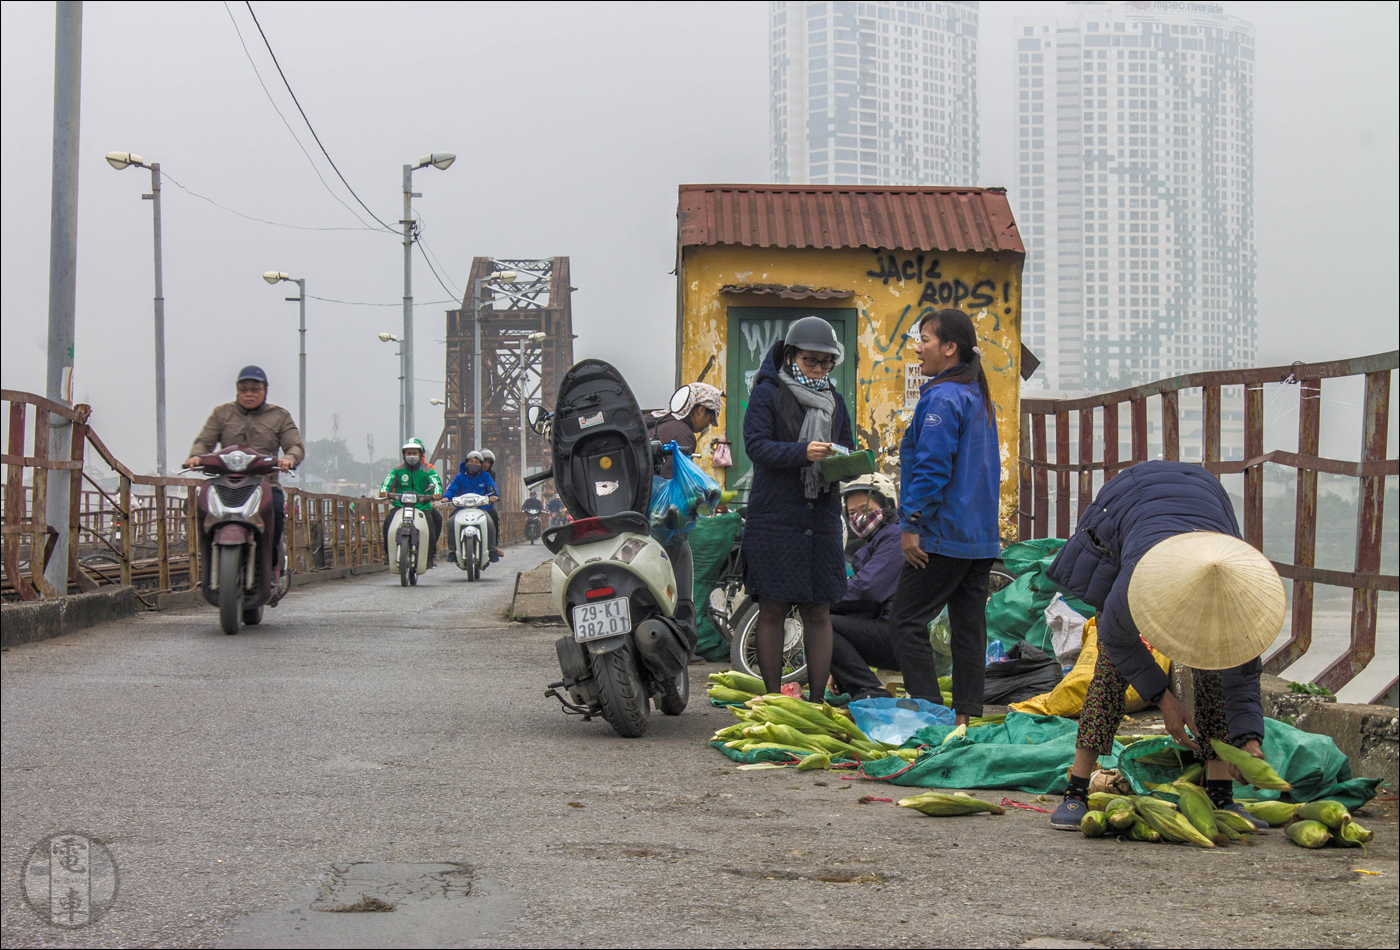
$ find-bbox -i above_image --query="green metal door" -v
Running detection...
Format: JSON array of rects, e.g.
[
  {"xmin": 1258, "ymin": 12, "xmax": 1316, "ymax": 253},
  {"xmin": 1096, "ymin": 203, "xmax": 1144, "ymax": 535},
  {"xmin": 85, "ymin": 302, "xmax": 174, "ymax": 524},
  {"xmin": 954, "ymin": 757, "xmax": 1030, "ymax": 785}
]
[{"xmin": 723, "ymin": 307, "xmax": 858, "ymax": 492}]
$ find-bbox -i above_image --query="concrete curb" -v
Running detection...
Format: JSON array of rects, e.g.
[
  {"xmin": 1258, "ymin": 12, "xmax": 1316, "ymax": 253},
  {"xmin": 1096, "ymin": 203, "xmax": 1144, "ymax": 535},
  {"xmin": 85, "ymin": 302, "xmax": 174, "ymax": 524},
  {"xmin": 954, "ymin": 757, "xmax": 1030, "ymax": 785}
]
[
  {"xmin": 509, "ymin": 563, "xmax": 560, "ymax": 622},
  {"xmin": 1261, "ymin": 673, "xmax": 1399, "ymax": 792},
  {"xmin": 1, "ymin": 587, "xmax": 139, "ymax": 648}
]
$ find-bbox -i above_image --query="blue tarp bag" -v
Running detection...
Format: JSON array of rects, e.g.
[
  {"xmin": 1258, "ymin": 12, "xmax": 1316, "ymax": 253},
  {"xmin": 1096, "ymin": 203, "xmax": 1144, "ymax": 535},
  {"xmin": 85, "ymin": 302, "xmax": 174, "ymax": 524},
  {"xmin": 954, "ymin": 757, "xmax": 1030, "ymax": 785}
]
[
  {"xmin": 649, "ymin": 441, "xmax": 721, "ymax": 545},
  {"xmin": 847, "ymin": 697, "xmax": 955, "ymax": 746}
]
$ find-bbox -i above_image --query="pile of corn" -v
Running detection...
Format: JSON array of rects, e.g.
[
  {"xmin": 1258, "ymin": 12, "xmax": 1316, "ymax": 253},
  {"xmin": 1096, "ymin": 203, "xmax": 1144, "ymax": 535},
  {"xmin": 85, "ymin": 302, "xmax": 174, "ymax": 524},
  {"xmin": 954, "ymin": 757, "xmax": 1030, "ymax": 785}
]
[
  {"xmin": 1241, "ymin": 799, "xmax": 1376, "ymax": 851},
  {"xmin": 1081, "ymin": 782, "xmax": 1257, "ymax": 847}
]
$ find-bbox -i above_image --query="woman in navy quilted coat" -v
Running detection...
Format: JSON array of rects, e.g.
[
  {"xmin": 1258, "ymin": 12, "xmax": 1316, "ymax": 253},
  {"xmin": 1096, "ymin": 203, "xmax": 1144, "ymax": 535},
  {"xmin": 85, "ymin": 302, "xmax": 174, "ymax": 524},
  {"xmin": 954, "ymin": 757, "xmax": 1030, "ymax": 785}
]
[{"xmin": 741, "ymin": 317, "xmax": 856, "ymax": 698}]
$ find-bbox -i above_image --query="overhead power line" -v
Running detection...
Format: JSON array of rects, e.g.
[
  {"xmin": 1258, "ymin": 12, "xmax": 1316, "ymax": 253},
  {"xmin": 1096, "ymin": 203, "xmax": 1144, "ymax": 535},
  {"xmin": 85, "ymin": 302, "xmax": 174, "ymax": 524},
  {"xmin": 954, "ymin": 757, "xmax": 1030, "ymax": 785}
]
[
  {"xmin": 243, "ymin": 2, "xmax": 397, "ymax": 232},
  {"xmin": 161, "ymin": 171, "xmax": 384, "ymax": 233},
  {"xmin": 308, "ymin": 295, "xmax": 457, "ymax": 308}
]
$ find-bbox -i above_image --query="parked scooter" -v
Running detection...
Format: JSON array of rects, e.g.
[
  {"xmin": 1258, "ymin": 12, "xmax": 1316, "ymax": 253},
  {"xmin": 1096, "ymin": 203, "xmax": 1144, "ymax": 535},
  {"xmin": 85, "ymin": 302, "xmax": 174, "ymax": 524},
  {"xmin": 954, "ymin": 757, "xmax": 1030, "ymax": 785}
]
[
  {"xmin": 386, "ymin": 492, "xmax": 433, "ymax": 586},
  {"xmin": 448, "ymin": 492, "xmax": 492, "ymax": 581},
  {"xmin": 525, "ymin": 360, "xmax": 696, "ymax": 738},
  {"xmin": 191, "ymin": 444, "xmax": 287, "ymax": 635}
]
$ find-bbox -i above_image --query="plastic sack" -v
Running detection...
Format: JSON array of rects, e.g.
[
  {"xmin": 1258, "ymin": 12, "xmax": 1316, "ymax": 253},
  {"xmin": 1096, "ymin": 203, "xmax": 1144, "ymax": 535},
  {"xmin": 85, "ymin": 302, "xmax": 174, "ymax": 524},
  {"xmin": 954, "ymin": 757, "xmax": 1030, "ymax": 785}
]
[
  {"xmin": 982, "ymin": 642, "xmax": 1064, "ymax": 705},
  {"xmin": 1010, "ymin": 619, "xmax": 1171, "ymax": 718},
  {"xmin": 1045, "ymin": 592, "xmax": 1088, "ymax": 664},
  {"xmin": 649, "ymin": 442, "xmax": 722, "ymax": 545},
  {"xmin": 712, "ymin": 440, "xmax": 733, "ymax": 468},
  {"xmin": 986, "ymin": 640, "xmax": 1009, "ymax": 664},
  {"xmin": 986, "ymin": 538, "xmax": 1097, "ymax": 657},
  {"xmin": 848, "ymin": 697, "xmax": 955, "ymax": 746},
  {"xmin": 688, "ymin": 512, "xmax": 742, "ymax": 661}
]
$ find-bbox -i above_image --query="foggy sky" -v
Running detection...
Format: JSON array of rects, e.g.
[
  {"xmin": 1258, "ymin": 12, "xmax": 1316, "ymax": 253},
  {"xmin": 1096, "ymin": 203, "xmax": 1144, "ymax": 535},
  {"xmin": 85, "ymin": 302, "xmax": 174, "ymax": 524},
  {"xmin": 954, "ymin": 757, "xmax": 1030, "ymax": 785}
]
[{"xmin": 2, "ymin": 1, "xmax": 1396, "ymax": 475}]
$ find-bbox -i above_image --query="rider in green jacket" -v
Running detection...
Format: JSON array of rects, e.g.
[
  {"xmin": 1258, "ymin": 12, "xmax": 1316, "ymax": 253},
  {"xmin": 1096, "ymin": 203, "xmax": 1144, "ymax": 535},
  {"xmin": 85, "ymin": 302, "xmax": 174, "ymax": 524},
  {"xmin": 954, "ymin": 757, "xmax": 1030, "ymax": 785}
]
[{"xmin": 379, "ymin": 438, "xmax": 444, "ymax": 566}]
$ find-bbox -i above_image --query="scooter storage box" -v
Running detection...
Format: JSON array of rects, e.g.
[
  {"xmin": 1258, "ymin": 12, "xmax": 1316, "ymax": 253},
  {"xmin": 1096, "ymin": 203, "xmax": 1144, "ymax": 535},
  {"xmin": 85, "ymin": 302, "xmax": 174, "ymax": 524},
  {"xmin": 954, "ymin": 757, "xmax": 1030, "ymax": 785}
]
[
  {"xmin": 632, "ymin": 618, "xmax": 690, "ymax": 679},
  {"xmin": 550, "ymin": 360, "xmax": 654, "ymax": 520}
]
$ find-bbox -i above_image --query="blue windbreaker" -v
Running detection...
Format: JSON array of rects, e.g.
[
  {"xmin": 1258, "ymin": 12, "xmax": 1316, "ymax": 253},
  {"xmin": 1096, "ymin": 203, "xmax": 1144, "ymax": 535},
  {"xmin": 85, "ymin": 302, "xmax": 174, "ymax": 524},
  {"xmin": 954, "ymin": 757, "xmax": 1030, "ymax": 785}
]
[
  {"xmin": 445, "ymin": 462, "xmax": 497, "ymax": 510},
  {"xmin": 897, "ymin": 368, "xmax": 1002, "ymax": 559}
]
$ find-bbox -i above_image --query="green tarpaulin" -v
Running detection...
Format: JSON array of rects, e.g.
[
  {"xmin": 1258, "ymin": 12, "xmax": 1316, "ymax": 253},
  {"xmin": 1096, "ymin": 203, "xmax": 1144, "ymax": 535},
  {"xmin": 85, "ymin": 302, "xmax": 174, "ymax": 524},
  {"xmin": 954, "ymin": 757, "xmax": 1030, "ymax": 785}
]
[
  {"xmin": 987, "ymin": 539, "xmax": 1096, "ymax": 657},
  {"xmin": 689, "ymin": 512, "xmax": 743, "ymax": 661}
]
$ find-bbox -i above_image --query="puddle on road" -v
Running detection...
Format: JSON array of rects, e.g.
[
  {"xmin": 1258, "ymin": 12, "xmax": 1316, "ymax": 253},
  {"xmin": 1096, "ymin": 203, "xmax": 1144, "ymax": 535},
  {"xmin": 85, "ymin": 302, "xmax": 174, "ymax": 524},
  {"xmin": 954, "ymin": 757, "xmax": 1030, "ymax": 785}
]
[{"xmin": 220, "ymin": 861, "xmax": 517, "ymax": 949}]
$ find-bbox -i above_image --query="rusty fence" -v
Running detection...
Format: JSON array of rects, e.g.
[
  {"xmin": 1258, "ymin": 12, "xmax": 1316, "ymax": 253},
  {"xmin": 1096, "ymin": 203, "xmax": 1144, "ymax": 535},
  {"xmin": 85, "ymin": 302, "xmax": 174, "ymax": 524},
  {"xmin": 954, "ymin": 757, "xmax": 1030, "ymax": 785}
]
[
  {"xmin": 1019, "ymin": 351, "xmax": 1397, "ymax": 701},
  {"xmin": 1, "ymin": 389, "xmax": 390, "ymax": 605}
]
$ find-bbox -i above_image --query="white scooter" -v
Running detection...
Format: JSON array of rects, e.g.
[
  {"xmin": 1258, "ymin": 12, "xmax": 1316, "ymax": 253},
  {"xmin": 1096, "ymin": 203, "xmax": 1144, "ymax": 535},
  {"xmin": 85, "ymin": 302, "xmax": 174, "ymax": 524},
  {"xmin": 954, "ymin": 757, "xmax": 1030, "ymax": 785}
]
[
  {"xmin": 386, "ymin": 493, "xmax": 433, "ymax": 587},
  {"xmin": 448, "ymin": 492, "xmax": 492, "ymax": 581}
]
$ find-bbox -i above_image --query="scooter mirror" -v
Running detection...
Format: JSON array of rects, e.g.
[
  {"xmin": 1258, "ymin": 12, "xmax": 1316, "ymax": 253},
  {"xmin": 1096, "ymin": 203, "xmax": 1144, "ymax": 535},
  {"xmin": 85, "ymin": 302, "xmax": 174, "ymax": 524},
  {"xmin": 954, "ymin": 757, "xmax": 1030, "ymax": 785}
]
[
  {"xmin": 526, "ymin": 406, "xmax": 546, "ymax": 433},
  {"xmin": 668, "ymin": 386, "xmax": 691, "ymax": 416}
]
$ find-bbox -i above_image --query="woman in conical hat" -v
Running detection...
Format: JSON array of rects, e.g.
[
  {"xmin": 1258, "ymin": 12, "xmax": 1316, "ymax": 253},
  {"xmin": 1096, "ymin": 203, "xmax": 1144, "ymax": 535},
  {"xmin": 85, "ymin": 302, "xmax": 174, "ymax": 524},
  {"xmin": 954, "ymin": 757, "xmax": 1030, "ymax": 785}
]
[{"xmin": 1042, "ymin": 460, "xmax": 1285, "ymax": 832}]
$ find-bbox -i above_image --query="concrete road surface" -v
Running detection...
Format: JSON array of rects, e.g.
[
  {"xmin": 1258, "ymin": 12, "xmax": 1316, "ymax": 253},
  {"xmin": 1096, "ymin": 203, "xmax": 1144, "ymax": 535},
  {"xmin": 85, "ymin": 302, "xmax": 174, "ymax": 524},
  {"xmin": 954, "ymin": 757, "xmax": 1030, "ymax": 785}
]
[{"xmin": 3, "ymin": 545, "xmax": 1396, "ymax": 948}]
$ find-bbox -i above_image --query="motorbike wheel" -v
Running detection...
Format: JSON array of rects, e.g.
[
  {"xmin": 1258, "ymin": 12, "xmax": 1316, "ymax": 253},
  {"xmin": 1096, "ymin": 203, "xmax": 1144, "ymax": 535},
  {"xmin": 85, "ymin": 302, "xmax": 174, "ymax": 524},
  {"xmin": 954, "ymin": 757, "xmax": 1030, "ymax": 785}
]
[
  {"xmin": 467, "ymin": 544, "xmax": 479, "ymax": 582},
  {"xmin": 729, "ymin": 601, "xmax": 807, "ymax": 685},
  {"xmin": 592, "ymin": 648, "xmax": 650, "ymax": 738},
  {"xmin": 656, "ymin": 664, "xmax": 689, "ymax": 716},
  {"xmin": 242, "ymin": 605, "xmax": 263, "ymax": 626},
  {"xmin": 398, "ymin": 536, "xmax": 411, "ymax": 587},
  {"xmin": 218, "ymin": 550, "xmax": 243, "ymax": 635}
]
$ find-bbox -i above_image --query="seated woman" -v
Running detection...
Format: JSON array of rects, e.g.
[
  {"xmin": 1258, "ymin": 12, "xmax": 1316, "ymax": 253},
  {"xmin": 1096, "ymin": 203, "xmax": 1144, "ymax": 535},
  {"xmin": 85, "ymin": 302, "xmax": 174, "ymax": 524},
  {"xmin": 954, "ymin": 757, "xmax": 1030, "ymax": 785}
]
[{"xmin": 828, "ymin": 473, "xmax": 905, "ymax": 701}]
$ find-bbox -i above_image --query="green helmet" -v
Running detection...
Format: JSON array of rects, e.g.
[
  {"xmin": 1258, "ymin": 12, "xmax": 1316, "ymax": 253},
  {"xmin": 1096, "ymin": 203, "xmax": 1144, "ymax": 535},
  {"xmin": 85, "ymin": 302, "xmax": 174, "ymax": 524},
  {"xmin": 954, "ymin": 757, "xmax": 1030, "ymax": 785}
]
[{"xmin": 401, "ymin": 438, "xmax": 426, "ymax": 467}]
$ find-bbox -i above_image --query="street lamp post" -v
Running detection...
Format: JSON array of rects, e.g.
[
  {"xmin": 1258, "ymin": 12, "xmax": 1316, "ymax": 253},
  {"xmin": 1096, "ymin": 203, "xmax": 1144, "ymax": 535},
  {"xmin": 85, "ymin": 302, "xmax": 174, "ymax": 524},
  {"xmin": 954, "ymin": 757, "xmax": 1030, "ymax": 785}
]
[
  {"xmin": 472, "ymin": 269, "xmax": 517, "ymax": 452},
  {"xmin": 378, "ymin": 332, "xmax": 405, "ymax": 445},
  {"xmin": 518, "ymin": 331, "xmax": 546, "ymax": 492},
  {"xmin": 106, "ymin": 151, "xmax": 167, "ymax": 474},
  {"xmin": 263, "ymin": 272, "xmax": 306, "ymax": 443},
  {"xmin": 401, "ymin": 152, "xmax": 455, "ymax": 441}
]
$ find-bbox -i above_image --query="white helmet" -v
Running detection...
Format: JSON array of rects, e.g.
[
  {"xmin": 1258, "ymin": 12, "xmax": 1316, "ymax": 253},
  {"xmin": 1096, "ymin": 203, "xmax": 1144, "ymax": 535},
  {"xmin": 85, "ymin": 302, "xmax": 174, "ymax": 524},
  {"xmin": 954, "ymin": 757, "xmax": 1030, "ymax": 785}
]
[{"xmin": 841, "ymin": 472, "xmax": 897, "ymax": 508}]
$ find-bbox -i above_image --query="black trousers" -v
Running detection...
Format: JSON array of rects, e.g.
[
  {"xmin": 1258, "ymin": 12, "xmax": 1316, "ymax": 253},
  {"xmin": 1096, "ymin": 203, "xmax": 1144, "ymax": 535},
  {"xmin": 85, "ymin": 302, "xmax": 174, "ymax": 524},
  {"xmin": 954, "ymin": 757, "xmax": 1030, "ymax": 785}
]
[
  {"xmin": 487, "ymin": 508, "xmax": 501, "ymax": 549},
  {"xmin": 664, "ymin": 539, "xmax": 696, "ymax": 650},
  {"xmin": 829, "ymin": 614, "xmax": 898, "ymax": 696},
  {"xmin": 271, "ymin": 486, "xmax": 285, "ymax": 564},
  {"xmin": 383, "ymin": 508, "xmax": 442, "ymax": 561},
  {"xmin": 887, "ymin": 554, "xmax": 994, "ymax": 715}
]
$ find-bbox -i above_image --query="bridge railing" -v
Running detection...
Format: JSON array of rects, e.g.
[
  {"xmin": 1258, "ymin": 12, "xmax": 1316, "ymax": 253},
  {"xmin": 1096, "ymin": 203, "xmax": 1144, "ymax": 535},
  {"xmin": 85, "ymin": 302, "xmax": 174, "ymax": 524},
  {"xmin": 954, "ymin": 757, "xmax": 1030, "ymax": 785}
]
[
  {"xmin": 1018, "ymin": 352, "xmax": 1397, "ymax": 699},
  {"xmin": 1, "ymin": 389, "xmax": 387, "ymax": 604}
]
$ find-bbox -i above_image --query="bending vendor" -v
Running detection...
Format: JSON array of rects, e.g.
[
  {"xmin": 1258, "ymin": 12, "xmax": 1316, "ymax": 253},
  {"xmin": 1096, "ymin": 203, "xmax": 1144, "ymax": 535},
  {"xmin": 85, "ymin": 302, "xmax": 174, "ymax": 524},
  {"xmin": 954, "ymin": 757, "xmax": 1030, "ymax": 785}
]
[{"xmin": 1045, "ymin": 460, "xmax": 1285, "ymax": 832}]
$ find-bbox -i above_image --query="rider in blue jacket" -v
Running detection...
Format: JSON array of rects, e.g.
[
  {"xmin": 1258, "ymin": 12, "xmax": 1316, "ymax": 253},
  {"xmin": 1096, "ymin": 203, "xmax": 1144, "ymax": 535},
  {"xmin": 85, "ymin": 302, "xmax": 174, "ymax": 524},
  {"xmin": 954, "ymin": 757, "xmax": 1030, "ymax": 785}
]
[{"xmin": 444, "ymin": 451, "xmax": 499, "ymax": 560}]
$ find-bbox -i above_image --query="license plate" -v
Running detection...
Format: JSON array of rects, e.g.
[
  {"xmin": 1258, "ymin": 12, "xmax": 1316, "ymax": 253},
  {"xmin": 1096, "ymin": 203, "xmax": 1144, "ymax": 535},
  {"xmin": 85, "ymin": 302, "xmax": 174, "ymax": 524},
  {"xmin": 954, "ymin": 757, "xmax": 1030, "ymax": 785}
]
[{"xmin": 572, "ymin": 597, "xmax": 631, "ymax": 642}]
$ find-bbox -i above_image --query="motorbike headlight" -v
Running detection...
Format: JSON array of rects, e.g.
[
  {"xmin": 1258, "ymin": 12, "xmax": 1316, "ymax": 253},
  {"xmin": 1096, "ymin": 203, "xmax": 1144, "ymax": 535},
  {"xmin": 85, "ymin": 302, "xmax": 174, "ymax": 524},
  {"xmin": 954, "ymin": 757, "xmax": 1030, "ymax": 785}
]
[
  {"xmin": 401, "ymin": 492, "xmax": 418, "ymax": 505},
  {"xmin": 553, "ymin": 551, "xmax": 579, "ymax": 575},
  {"xmin": 611, "ymin": 537, "xmax": 648, "ymax": 565},
  {"xmin": 221, "ymin": 450, "xmax": 255, "ymax": 472}
]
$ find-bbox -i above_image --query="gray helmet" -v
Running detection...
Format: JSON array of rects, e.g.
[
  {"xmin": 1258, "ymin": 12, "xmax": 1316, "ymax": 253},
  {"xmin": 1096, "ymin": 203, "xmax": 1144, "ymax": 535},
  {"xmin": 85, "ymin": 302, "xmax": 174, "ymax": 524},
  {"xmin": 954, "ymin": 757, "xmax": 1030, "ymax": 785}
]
[
  {"xmin": 480, "ymin": 449, "xmax": 496, "ymax": 464},
  {"xmin": 784, "ymin": 316, "xmax": 844, "ymax": 362}
]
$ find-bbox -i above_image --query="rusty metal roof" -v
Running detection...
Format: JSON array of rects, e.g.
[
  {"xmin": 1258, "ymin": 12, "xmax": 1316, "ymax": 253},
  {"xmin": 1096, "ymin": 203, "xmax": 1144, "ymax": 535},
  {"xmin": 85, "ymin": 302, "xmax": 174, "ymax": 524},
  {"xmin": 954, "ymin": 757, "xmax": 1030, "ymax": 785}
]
[
  {"xmin": 678, "ymin": 184, "xmax": 1024, "ymax": 254},
  {"xmin": 716, "ymin": 283, "xmax": 855, "ymax": 300}
]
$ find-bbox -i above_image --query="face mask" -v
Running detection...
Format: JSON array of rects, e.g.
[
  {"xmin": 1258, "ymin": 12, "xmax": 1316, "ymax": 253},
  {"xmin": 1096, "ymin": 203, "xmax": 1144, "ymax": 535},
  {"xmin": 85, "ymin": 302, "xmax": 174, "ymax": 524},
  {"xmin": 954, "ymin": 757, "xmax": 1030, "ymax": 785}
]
[
  {"xmin": 848, "ymin": 508, "xmax": 883, "ymax": 538},
  {"xmin": 466, "ymin": 464, "xmax": 481, "ymax": 475},
  {"xmin": 404, "ymin": 455, "xmax": 421, "ymax": 469}
]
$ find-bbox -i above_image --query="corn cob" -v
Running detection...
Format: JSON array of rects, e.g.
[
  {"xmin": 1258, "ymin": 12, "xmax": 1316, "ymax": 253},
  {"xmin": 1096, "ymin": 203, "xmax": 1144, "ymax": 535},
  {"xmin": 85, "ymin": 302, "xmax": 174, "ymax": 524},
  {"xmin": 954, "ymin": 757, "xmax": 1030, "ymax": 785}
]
[
  {"xmin": 1126, "ymin": 820, "xmax": 1162, "ymax": 843},
  {"xmin": 941, "ymin": 724, "xmax": 968, "ymax": 746},
  {"xmin": 1134, "ymin": 797, "xmax": 1215, "ymax": 848},
  {"xmin": 711, "ymin": 723, "xmax": 748, "ymax": 741},
  {"xmin": 897, "ymin": 792, "xmax": 1005, "ymax": 816},
  {"xmin": 1088, "ymin": 792, "xmax": 1126, "ymax": 812},
  {"xmin": 795, "ymin": 752, "xmax": 830, "ymax": 771},
  {"xmin": 1337, "ymin": 820, "xmax": 1374, "ymax": 849},
  {"xmin": 707, "ymin": 686, "xmax": 758, "ymax": 704},
  {"xmin": 822, "ymin": 703, "xmax": 872, "ymax": 743},
  {"xmin": 1286, "ymin": 819, "xmax": 1332, "ymax": 848},
  {"xmin": 1178, "ymin": 763, "xmax": 1203, "ymax": 785},
  {"xmin": 1241, "ymin": 800, "xmax": 1297, "ymax": 827},
  {"xmin": 1213, "ymin": 809, "xmax": 1259, "ymax": 836},
  {"xmin": 708, "ymin": 670, "xmax": 766, "ymax": 694},
  {"xmin": 1209, "ymin": 739, "xmax": 1292, "ymax": 791},
  {"xmin": 1081, "ymin": 811, "xmax": 1110, "ymax": 838},
  {"xmin": 1172, "ymin": 781, "xmax": 1223, "ymax": 843},
  {"xmin": 1105, "ymin": 798, "xmax": 1138, "ymax": 831},
  {"xmin": 1296, "ymin": 799, "xmax": 1351, "ymax": 830}
]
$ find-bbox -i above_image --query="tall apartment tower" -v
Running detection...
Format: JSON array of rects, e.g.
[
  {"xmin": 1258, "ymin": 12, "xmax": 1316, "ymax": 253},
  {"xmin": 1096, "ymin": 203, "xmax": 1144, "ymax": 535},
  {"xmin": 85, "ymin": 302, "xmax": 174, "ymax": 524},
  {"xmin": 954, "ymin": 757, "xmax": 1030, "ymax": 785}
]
[
  {"xmin": 770, "ymin": 1, "xmax": 980, "ymax": 186},
  {"xmin": 1014, "ymin": 2, "xmax": 1256, "ymax": 392}
]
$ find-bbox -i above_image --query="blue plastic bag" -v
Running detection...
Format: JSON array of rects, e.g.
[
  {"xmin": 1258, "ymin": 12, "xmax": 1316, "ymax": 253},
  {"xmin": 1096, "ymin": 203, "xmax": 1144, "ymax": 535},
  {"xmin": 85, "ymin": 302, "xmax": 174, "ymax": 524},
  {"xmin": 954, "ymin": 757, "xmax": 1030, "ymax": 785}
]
[
  {"xmin": 986, "ymin": 640, "xmax": 1009, "ymax": 665},
  {"xmin": 847, "ymin": 697, "xmax": 955, "ymax": 746},
  {"xmin": 649, "ymin": 441, "xmax": 721, "ymax": 545}
]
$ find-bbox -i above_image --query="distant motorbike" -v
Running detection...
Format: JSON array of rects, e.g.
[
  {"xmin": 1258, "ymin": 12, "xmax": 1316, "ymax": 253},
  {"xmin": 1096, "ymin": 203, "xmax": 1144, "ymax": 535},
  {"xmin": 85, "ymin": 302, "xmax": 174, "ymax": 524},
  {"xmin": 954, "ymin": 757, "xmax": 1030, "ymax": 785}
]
[
  {"xmin": 448, "ymin": 492, "xmax": 492, "ymax": 581},
  {"xmin": 525, "ymin": 362, "xmax": 696, "ymax": 738},
  {"xmin": 192, "ymin": 445, "xmax": 287, "ymax": 635},
  {"xmin": 524, "ymin": 509, "xmax": 542, "ymax": 545},
  {"xmin": 386, "ymin": 493, "xmax": 433, "ymax": 586}
]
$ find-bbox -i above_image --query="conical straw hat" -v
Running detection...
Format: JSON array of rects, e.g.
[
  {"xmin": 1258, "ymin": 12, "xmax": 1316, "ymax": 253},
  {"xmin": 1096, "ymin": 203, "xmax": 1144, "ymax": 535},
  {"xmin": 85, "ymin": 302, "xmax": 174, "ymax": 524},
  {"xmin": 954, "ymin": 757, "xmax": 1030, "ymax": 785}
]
[{"xmin": 1127, "ymin": 532, "xmax": 1285, "ymax": 670}]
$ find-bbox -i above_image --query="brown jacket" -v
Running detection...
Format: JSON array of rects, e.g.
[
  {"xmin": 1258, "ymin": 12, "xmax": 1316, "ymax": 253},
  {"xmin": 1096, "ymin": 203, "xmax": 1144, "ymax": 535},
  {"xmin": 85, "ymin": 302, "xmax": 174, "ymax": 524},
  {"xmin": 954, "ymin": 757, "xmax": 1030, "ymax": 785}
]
[{"xmin": 189, "ymin": 401, "xmax": 304, "ymax": 481}]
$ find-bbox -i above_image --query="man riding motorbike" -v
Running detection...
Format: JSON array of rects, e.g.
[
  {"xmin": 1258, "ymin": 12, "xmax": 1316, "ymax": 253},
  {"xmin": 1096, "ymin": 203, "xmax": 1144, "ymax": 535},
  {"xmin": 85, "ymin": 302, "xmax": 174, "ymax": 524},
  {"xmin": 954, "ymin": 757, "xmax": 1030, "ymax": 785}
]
[
  {"xmin": 828, "ymin": 473, "xmax": 905, "ymax": 701},
  {"xmin": 478, "ymin": 448, "xmax": 505, "ymax": 560},
  {"xmin": 184, "ymin": 365, "xmax": 303, "ymax": 565},
  {"xmin": 379, "ymin": 438, "xmax": 444, "ymax": 567},
  {"xmin": 648, "ymin": 381, "xmax": 724, "ymax": 643},
  {"xmin": 443, "ymin": 450, "xmax": 499, "ymax": 562}
]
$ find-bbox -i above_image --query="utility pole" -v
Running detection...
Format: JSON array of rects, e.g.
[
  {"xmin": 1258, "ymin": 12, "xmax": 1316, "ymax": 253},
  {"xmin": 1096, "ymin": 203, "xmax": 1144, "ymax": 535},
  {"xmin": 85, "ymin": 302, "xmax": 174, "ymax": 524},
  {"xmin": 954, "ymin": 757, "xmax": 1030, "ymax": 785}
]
[
  {"xmin": 146, "ymin": 162, "xmax": 166, "ymax": 474},
  {"xmin": 401, "ymin": 165, "xmax": 417, "ymax": 441},
  {"xmin": 44, "ymin": 0, "xmax": 82, "ymax": 596}
]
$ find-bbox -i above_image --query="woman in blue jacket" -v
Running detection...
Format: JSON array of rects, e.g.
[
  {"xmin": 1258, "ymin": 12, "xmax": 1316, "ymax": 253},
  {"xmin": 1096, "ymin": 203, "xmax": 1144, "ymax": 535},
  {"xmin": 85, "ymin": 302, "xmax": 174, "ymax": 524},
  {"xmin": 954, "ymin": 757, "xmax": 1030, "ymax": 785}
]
[
  {"xmin": 890, "ymin": 308, "xmax": 1002, "ymax": 724},
  {"xmin": 741, "ymin": 316, "xmax": 855, "ymax": 699}
]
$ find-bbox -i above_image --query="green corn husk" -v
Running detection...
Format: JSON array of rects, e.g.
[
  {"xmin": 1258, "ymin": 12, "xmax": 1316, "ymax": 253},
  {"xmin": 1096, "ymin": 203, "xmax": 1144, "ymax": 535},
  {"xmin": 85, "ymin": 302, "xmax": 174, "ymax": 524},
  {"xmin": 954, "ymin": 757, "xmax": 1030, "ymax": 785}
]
[
  {"xmin": 897, "ymin": 792, "xmax": 1005, "ymax": 816},
  {"xmin": 1126, "ymin": 820, "xmax": 1162, "ymax": 843},
  {"xmin": 795, "ymin": 752, "xmax": 830, "ymax": 771},
  {"xmin": 1286, "ymin": 819, "xmax": 1332, "ymax": 849},
  {"xmin": 1213, "ymin": 809, "xmax": 1259, "ymax": 836},
  {"xmin": 1088, "ymin": 792, "xmax": 1127, "ymax": 812},
  {"xmin": 1296, "ymin": 799, "xmax": 1352, "ymax": 830},
  {"xmin": 1178, "ymin": 763, "xmax": 1203, "ymax": 785},
  {"xmin": 1081, "ymin": 811, "xmax": 1110, "ymax": 838},
  {"xmin": 1241, "ymin": 800, "xmax": 1297, "ymax": 827},
  {"xmin": 1134, "ymin": 797, "xmax": 1215, "ymax": 848},
  {"xmin": 1210, "ymin": 740, "xmax": 1292, "ymax": 791},
  {"xmin": 708, "ymin": 686, "xmax": 758, "ymax": 704},
  {"xmin": 708, "ymin": 670, "xmax": 766, "ymax": 694},
  {"xmin": 1173, "ymin": 781, "xmax": 1222, "ymax": 842},
  {"xmin": 1135, "ymin": 748, "xmax": 1192, "ymax": 768},
  {"xmin": 1105, "ymin": 798, "xmax": 1138, "ymax": 831},
  {"xmin": 1336, "ymin": 820, "xmax": 1374, "ymax": 851}
]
